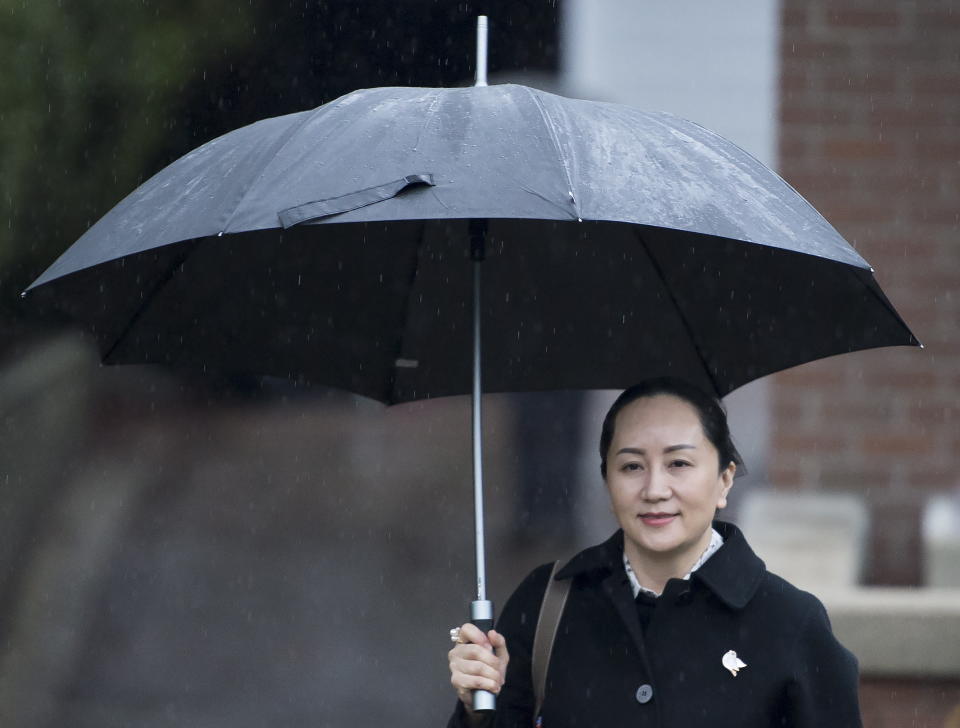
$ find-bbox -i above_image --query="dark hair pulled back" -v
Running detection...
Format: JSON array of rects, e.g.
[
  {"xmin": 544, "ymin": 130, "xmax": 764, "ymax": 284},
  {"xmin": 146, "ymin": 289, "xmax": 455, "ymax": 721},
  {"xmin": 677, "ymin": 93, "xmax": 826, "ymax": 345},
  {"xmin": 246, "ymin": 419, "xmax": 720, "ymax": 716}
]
[{"xmin": 599, "ymin": 377, "xmax": 742, "ymax": 479}]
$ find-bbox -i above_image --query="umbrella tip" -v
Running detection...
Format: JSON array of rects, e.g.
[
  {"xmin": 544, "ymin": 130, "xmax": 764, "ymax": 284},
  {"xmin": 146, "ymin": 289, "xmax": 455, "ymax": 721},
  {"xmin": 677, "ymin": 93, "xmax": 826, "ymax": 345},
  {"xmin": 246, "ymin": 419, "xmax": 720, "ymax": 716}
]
[{"xmin": 475, "ymin": 16, "xmax": 488, "ymax": 87}]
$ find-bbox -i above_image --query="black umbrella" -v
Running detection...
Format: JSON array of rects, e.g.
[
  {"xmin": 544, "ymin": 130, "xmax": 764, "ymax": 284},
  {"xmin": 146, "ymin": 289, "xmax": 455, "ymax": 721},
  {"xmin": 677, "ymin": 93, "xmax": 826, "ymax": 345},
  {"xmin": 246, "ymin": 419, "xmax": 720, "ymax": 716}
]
[
  {"xmin": 24, "ymin": 87, "xmax": 917, "ymax": 398},
  {"xmin": 24, "ymin": 17, "xmax": 917, "ymax": 711}
]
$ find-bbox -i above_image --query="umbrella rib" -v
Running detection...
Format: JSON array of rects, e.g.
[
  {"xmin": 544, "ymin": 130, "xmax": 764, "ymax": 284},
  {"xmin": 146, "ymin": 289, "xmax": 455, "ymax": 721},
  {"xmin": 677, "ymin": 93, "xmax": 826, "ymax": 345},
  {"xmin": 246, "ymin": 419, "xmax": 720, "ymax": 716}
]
[
  {"xmin": 852, "ymin": 267, "xmax": 922, "ymax": 347},
  {"xmin": 635, "ymin": 229, "xmax": 723, "ymax": 397},
  {"xmin": 101, "ymin": 242, "xmax": 198, "ymax": 363},
  {"xmin": 388, "ymin": 219, "xmax": 430, "ymax": 403},
  {"xmin": 524, "ymin": 87, "xmax": 581, "ymax": 220}
]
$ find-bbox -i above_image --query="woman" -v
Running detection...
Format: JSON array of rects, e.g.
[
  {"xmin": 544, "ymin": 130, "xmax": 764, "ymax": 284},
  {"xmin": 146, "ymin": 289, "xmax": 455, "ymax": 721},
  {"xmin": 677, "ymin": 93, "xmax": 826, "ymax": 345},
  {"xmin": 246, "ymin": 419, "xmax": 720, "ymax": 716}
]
[{"xmin": 447, "ymin": 378, "xmax": 862, "ymax": 727}]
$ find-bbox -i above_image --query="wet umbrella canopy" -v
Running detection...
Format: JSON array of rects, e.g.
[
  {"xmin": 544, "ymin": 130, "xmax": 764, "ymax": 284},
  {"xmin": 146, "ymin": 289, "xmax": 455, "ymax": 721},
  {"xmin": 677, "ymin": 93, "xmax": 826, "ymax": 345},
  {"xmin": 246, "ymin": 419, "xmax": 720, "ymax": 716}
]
[{"xmin": 25, "ymin": 83, "xmax": 917, "ymax": 402}]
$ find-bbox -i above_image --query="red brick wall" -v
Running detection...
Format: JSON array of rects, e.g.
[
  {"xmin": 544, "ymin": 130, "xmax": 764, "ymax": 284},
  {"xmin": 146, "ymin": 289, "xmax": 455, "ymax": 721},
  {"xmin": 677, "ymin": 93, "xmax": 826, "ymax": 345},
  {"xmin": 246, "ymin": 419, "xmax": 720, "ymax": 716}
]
[{"xmin": 774, "ymin": 1, "xmax": 960, "ymax": 586}]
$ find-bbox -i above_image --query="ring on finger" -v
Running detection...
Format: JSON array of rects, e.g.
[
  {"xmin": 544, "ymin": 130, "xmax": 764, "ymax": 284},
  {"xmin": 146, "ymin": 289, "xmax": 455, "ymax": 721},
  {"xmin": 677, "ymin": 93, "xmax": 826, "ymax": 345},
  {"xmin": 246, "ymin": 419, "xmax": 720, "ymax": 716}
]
[{"xmin": 449, "ymin": 627, "xmax": 462, "ymax": 644}]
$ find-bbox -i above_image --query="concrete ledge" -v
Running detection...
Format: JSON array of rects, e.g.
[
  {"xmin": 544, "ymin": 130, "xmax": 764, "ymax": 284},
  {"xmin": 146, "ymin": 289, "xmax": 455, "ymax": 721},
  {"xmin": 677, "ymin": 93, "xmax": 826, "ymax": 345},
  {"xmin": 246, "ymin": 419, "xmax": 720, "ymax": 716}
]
[{"xmin": 821, "ymin": 587, "xmax": 960, "ymax": 678}]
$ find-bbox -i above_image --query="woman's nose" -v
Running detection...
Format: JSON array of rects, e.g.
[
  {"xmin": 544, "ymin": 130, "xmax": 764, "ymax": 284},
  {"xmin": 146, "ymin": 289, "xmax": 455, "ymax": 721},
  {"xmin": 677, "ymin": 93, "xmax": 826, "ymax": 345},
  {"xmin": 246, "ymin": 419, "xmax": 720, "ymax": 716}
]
[{"xmin": 641, "ymin": 469, "xmax": 671, "ymax": 500}]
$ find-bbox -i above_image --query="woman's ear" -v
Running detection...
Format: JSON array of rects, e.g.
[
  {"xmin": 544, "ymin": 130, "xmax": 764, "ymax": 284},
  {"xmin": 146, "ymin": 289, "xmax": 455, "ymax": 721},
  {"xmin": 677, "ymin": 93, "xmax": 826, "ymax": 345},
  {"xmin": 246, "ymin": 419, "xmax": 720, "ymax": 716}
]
[{"xmin": 716, "ymin": 461, "xmax": 736, "ymax": 510}]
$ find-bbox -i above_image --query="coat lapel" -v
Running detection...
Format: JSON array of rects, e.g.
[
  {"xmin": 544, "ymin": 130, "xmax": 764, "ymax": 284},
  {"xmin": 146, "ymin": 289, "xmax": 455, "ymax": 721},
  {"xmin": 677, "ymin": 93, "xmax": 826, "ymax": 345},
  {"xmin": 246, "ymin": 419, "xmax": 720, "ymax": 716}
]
[
  {"xmin": 557, "ymin": 531, "xmax": 649, "ymax": 658},
  {"xmin": 600, "ymin": 570, "xmax": 648, "ymax": 658},
  {"xmin": 692, "ymin": 521, "xmax": 766, "ymax": 610}
]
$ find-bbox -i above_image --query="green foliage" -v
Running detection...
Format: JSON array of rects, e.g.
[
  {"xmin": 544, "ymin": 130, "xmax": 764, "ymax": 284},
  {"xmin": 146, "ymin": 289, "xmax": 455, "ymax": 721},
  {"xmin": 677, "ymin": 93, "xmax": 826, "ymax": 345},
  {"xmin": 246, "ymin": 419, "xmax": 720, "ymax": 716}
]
[{"xmin": 0, "ymin": 0, "xmax": 257, "ymax": 317}]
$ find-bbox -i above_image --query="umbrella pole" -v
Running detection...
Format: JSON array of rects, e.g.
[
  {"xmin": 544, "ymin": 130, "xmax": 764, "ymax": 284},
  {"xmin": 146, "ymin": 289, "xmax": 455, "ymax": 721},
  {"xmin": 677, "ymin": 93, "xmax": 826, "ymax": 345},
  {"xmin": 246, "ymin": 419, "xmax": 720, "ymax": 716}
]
[
  {"xmin": 469, "ymin": 217, "xmax": 495, "ymax": 713},
  {"xmin": 467, "ymin": 16, "xmax": 496, "ymax": 714}
]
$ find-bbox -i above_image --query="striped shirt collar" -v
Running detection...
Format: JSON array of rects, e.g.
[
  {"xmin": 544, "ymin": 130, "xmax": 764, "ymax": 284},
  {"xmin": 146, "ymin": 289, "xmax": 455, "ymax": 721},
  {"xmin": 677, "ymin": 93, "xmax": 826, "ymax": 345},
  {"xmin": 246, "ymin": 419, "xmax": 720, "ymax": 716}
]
[{"xmin": 623, "ymin": 527, "xmax": 725, "ymax": 599}]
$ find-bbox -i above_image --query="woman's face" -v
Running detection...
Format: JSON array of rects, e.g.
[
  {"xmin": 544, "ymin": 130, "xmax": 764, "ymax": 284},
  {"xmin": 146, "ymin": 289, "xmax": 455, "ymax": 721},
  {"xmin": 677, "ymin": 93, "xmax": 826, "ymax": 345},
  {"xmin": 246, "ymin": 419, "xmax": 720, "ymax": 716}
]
[{"xmin": 604, "ymin": 394, "xmax": 735, "ymax": 565}]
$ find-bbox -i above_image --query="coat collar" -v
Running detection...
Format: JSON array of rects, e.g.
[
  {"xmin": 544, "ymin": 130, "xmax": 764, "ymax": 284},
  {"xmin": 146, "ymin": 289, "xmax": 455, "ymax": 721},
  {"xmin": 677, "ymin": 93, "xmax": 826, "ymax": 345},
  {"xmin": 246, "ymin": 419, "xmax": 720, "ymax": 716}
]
[{"xmin": 555, "ymin": 520, "xmax": 765, "ymax": 610}]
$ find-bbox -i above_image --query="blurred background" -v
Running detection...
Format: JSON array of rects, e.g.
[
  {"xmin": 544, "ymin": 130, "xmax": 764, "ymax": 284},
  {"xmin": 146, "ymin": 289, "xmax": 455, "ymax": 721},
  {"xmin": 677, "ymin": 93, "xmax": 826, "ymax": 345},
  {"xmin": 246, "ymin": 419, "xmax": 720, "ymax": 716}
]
[{"xmin": 1, "ymin": 1, "xmax": 958, "ymax": 726}]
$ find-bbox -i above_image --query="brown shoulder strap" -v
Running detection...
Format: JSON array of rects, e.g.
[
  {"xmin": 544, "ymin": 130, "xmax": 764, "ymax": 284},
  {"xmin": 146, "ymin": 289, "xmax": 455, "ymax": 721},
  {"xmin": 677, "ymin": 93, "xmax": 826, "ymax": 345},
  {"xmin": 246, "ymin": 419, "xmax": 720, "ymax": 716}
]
[{"xmin": 531, "ymin": 561, "xmax": 572, "ymax": 726}]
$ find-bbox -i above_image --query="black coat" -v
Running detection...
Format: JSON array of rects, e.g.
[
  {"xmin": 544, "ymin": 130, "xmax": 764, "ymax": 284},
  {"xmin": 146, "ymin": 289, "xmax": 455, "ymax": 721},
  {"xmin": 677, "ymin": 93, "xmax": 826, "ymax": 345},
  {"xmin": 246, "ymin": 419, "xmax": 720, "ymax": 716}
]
[{"xmin": 449, "ymin": 521, "xmax": 861, "ymax": 727}]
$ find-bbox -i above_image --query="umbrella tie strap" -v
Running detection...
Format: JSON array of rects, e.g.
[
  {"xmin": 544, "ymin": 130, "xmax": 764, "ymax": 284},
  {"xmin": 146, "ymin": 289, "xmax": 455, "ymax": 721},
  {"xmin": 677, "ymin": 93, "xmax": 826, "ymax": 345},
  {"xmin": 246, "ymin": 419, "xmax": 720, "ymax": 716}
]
[{"xmin": 278, "ymin": 174, "xmax": 435, "ymax": 228}]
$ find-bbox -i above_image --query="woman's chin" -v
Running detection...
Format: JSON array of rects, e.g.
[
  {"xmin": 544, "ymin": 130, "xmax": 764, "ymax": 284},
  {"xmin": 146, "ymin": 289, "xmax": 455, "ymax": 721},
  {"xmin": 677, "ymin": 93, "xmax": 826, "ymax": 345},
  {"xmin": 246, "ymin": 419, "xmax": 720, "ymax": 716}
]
[{"xmin": 626, "ymin": 526, "xmax": 686, "ymax": 556}]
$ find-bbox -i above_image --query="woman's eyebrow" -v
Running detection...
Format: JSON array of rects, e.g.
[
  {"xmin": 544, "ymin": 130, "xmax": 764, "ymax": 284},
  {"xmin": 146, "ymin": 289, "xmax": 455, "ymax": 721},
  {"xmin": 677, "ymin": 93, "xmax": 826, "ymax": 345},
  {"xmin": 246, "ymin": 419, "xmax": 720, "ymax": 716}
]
[{"xmin": 615, "ymin": 444, "xmax": 696, "ymax": 456}]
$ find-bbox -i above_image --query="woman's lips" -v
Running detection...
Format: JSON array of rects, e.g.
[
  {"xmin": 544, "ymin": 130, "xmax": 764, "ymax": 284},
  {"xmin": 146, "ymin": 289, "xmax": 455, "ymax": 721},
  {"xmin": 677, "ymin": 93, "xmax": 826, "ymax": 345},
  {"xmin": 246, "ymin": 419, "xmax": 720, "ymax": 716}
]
[{"xmin": 639, "ymin": 513, "xmax": 677, "ymax": 527}]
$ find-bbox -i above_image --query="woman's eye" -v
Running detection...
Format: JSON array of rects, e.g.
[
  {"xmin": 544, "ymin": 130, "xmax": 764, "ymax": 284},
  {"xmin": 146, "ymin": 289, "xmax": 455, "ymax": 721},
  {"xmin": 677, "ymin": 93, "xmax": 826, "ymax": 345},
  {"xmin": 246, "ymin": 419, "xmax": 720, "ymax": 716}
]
[
  {"xmin": 622, "ymin": 462, "xmax": 642, "ymax": 472},
  {"xmin": 670, "ymin": 460, "xmax": 692, "ymax": 468}
]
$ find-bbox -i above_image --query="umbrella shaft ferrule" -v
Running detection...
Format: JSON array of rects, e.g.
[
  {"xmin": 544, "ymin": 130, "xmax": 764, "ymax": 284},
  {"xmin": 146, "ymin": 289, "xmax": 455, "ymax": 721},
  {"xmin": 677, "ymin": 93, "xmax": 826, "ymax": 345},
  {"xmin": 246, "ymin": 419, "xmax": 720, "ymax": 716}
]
[{"xmin": 475, "ymin": 16, "xmax": 488, "ymax": 88}]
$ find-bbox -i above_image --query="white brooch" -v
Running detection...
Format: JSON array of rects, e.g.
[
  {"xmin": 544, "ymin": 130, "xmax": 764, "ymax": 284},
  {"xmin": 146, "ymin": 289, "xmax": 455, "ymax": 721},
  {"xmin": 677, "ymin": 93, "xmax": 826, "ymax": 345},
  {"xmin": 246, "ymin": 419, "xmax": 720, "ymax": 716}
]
[{"xmin": 722, "ymin": 650, "xmax": 747, "ymax": 677}]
